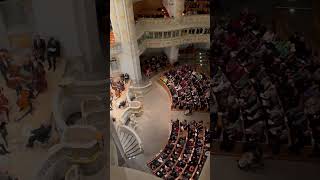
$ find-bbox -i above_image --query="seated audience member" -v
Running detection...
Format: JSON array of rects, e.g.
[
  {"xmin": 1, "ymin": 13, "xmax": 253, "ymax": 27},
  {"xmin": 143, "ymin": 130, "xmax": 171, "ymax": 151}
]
[
  {"xmin": 26, "ymin": 123, "xmax": 52, "ymax": 148},
  {"xmin": 163, "ymin": 65, "xmax": 210, "ymax": 112},
  {"xmin": 141, "ymin": 54, "xmax": 169, "ymax": 77},
  {"xmin": 0, "ymin": 49, "xmax": 10, "ymax": 83}
]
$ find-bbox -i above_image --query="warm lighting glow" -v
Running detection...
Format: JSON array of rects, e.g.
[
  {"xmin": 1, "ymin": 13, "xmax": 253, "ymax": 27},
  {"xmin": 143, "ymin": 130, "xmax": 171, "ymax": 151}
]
[{"xmin": 289, "ymin": 8, "xmax": 295, "ymax": 13}]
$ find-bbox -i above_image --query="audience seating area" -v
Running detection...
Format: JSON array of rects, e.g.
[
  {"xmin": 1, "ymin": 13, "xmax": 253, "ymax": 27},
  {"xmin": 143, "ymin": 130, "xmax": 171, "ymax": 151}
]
[
  {"xmin": 211, "ymin": 9, "xmax": 320, "ymax": 155},
  {"xmin": 147, "ymin": 120, "xmax": 209, "ymax": 180},
  {"xmin": 134, "ymin": 7, "xmax": 170, "ymax": 21},
  {"xmin": 140, "ymin": 54, "xmax": 170, "ymax": 78},
  {"xmin": 160, "ymin": 65, "xmax": 211, "ymax": 112},
  {"xmin": 184, "ymin": 0, "xmax": 209, "ymax": 15}
]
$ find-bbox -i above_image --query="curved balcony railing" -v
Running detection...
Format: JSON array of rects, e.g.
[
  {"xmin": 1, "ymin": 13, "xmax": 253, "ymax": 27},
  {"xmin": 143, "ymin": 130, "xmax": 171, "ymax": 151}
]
[
  {"xmin": 110, "ymin": 15, "xmax": 209, "ymax": 57},
  {"xmin": 138, "ymin": 33, "xmax": 209, "ymax": 55},
  {"xmin": 135, "ymin": 14, "xmax": 209, "ymax": 38},
  {"xmin": 34, "ymin": 125, "xmax": 103, "ymax": 180},
  {"xmin": 53, "ymin": 78, "xmax": 107, "ymax": 135},
  {"xmin": 65, "ymin": 165, "xmax": 80, "ymax": 180}
]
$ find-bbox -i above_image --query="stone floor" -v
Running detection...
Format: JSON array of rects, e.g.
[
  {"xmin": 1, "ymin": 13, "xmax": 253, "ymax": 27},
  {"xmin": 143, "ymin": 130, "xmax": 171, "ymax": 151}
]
[
  {"xmin": 121, "ymin": 74, "xmax": 210, "ymax": 173},
  {"xmin": 0, "ymin": 59, "xmax": 65, "ymax": 179}
]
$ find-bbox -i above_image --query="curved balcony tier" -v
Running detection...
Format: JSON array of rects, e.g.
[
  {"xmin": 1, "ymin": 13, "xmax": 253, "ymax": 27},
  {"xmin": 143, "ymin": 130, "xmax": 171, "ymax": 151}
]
[
  {"xmin": 111, "ymin": 15, "xmax": 209, "ymax": 56},
  {"xmin": 135, "ymin": 15, "xmax": 209, "ymax": 38},
  {"xmin": 138, "ymin": 34, "xmax": 209, "ymax": 55}
]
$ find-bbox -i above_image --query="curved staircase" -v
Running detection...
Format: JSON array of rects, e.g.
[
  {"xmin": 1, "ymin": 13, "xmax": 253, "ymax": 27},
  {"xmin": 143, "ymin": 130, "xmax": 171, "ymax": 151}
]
[{"xmin": 117, "ymin": 125, "xmax": 143, "ymax": 159}]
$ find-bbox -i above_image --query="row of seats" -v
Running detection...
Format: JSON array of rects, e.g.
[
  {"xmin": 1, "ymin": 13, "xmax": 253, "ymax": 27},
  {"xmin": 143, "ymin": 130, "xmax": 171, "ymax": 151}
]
[
  {"xmin": 140, "ymin": 54, "xmax": 170, "ymax": 78},
  {"xmin": 147, "ymin": 120, "xmax": 209, "ymax": 180},
  {"xmin": 161, "ymin": 65, "xmax": 211, "ymax": 112}
]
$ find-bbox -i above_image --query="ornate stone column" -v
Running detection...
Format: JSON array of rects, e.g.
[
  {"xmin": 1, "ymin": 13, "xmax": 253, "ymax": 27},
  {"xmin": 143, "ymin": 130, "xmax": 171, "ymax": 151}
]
[
  {"xmin": 110, "ymin": 0, "xmax": 142, "ymax": 84},
  {"xmin": 163, "ymin": 0, "xmax": 185, "ymax": 19},
  {"xmin": 164, "ymin": 46, "xmax": 179, "ymax": 64},
  {"xmin": 174, "ymin": 0, "xmax": 185, "ymax": 18},
  {"xmin": 162, "ymin": 0, "xmax": 185, "ymax": 65}
]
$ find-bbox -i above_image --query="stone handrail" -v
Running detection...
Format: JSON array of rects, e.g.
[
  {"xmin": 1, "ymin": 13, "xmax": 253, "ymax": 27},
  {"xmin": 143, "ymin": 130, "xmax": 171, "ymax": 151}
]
[
  {"xmin": 120, "ymin": 102, "xmax": 142, "ymax": 125},
  {"xmin": 35, "ymin": 125, "xmax": 102, "ymax": 180},
  {"xmin": 53, "ymin": 78, "xmax": 107, "ymax": 135},
  {"xmin": 118, "ymin": 125, "xmax": 143, "ymax": 150},
  {"xmin": 138, "ymin": 34, "xmax": 209, "ymax": 55},
  {"xmin": 53, "ymin": 88, "xmax": 68, "ymax": 135},
  {"xmin": 65, "ymin": 165, "xmax": 80, "ymax": 180},
  {"xmin": 129, "ymin": 80, "xmax": 152, "ymax": 91},
  {"xmin": 135, "ymin": 15, "xmax": 209, "ymax": 37},
  {"xmin": 34, "ymin": 144, "xmax": 68, "ymax": 180},
  {"xmin": 61, "ymin": 125, "xmax": 99, "ymax": 148},
  {"xmin": 81, "ymin": 97, "xmax": 105, "ymax": 119}
]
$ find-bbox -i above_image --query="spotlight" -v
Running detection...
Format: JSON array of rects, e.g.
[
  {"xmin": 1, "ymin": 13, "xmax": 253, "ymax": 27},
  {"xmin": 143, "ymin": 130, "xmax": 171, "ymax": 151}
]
[{"xmin": 289, "ymin": 8, "xmax": 295, "ymax": 14}]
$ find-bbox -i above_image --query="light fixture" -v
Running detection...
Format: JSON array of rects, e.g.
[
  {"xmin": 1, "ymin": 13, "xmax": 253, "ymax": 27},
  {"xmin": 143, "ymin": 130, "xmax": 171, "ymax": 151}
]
[{"xmin": 289, "ymin": 8, "xmax": 295, "ymax": 13}]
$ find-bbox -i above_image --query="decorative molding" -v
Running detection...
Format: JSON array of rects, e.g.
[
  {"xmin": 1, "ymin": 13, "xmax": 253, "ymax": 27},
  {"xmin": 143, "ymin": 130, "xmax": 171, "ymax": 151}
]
[
  {"xmin": 138, "ymin": 34, "xmax": 209, "ymax": 55},
  {"xmin": 135, "ymin": 15, "xmax": 209, "ymax": 37}
]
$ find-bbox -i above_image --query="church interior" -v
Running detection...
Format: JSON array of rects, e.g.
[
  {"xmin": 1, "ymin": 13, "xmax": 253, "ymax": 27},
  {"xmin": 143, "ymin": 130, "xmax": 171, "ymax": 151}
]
[{"xmin": 0, "ymin": 0, "xmax": 319, "ymax": 180}]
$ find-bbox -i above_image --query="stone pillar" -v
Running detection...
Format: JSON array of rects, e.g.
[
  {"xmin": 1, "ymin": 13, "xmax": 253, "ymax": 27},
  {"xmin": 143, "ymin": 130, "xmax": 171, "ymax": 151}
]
[
  {"xmin": 0, "ymin": 11, "xmax": 9, "ymax": 49},
  {"xmin": 110, "ymin": 0, "xmax": 142, "ymax": 84},
  {"xmin": 163, "ymin": 0, "xmax": 185, "ymax": 19},
  {"xmin": 164, "ymin": 46, "xmax": 179, "ymax": 64},
  {"xmin": 74, "ymin": 0, "xmax": 104, "ymax": 73},
  {"xmin": 174, "ymin": 0, "xmax": 185, "ymax": 18}
]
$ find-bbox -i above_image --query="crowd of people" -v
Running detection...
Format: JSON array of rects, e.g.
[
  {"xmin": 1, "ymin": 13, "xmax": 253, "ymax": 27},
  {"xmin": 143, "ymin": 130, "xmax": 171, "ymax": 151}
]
[
  {"xmin": 110, "ymin": 73, "xmax": 130, "ymax": 110},
  {"xmin": 161, "ymin": 65, "xmax": 211, "ymax": 112},
  {"xmin": 0, "ymin": 46, "xmax": 48, "ymax": 122},
  {"xmin": 110, "ymin": 73, "xmax": 129, "ymax": 99},
  {"xmin": 147, "ymin": 120, "xmax": 209, "ymax": 180},
  {"xmin": 184, "ymin": 0, "xmax": 209, "ymax": 15},
  {"xmin": 0, "ymin": 35, "xmax": 59, "ymax": 157},
  {"xmin": 141, "ymin": 54, "xmax": 169, "ymax": 77},
  {"xmin": 211, "ymin": 8, "xmax": 320, "ymax": 155},
  {"xmin": 134, "ymin": 7, "xmax": 170, "ymax": 21}
]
